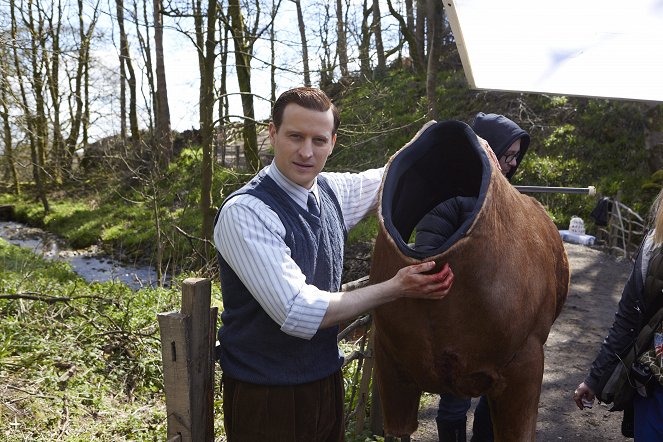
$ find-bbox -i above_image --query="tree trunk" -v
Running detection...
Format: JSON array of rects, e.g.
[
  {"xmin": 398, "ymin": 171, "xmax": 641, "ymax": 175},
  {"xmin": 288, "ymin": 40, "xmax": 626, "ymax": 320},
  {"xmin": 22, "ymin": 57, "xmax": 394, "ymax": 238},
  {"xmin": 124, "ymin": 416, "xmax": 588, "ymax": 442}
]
[
  {"xmin": 201, "ymin": 0, "xmax": 217, "ymax": 243},
  {"xmin": 137, "ymin": 0, "xmax": 155, "ymax": 133},
  {"xmin": 269, "ymin": 1, "xmax": 277, "ymax": 104},
  {"xmin": 196, "ymin": 0, "xmax": 217, "ymax": 243},
  {"xmin": 44, "ymin": 0, "xmax": 65, "ymax": 183},
  {"xmin": 386, "ymin": 0, "xmax": 426, "ymax": 75},
  {"xmin": 218, "ymin": 12, "xmax": 230, "ymax": 165},
  {"xmin": 372, "ymin": 0, "xmax": 386, "ymax": 79},
  {"xmin": 64, "ymin": 0, "xmax": 97, "ymax": 174},
  {"xmin": 116, "ymin": 0, "xmax": 140, "ymax": 143},
  {"xmin": 336, "ymin": 0, "xmax": 349, "ymax": 78},
  {"xmin": 359, "ymin": 0, "xmax": 372, "ymax": 76},
  {"xmin": 405, "ymin": 0, "xmax": 415, "ymax": 39},
  {"xmin": 193, "ymin": 0, "xmax": 218, "ymax": 242},
  {"xmin": 228, "ymin": 0, "xmax": 260, "ymax": 173},
  {"xmin": 292, "ymin": 0, "xmax": 311, "ymax": 87},
  {"xmin": 154, "ymin": 0, "xmax": 173, "ymax": 168},
  {"xmin": 0, "ymin": 48, "xmax": 20, "ymax": 195},
  {"xmin": 25, "ymin": 0, "xmax": 50, "ymax": 211},
  {"xmin": 416, "ymin": 0, "xmax": 426, "ymax": 63},
  {"xmin": 318, "ymin": 4, "xmax": 334, "ymax": 89},
  {"xmin": 425, "ymin": 0, "xmax": 442, "ymax": 120}
]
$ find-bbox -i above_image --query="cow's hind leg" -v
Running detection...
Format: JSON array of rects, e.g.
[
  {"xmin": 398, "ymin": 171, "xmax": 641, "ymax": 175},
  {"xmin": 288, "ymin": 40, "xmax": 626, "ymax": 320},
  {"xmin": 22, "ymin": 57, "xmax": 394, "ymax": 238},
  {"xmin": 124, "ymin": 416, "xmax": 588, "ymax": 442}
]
[
  {"xmin": 374, "ymin": 335, "xmax": 422, "ymax": 438},
  {"xmin": 486, "ymin": 336, "xmax": 544, "ymax": 442}
]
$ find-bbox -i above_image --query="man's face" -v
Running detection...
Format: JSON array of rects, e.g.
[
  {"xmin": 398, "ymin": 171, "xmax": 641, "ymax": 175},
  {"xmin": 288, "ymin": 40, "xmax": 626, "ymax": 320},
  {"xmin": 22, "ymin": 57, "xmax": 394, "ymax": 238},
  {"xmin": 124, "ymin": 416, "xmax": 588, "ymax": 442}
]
[
  {"xmin": 270, "ymin": 103, "xmax": 336, "ymax": 189},
  {"xmin": 498, "ymin": 139, "xmax": 521, "ymax": 176}
]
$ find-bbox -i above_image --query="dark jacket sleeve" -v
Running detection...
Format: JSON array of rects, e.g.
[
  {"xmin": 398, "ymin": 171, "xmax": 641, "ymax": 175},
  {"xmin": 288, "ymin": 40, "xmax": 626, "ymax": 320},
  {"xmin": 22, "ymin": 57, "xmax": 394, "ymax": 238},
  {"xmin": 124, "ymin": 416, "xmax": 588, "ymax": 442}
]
[
  {"xmin": 584, "ymin": 250, "xmax": 646, "ymax": 395},
  {"xmin": 414, "ymin": 196, "xmax": 476, "ymax": 253}
]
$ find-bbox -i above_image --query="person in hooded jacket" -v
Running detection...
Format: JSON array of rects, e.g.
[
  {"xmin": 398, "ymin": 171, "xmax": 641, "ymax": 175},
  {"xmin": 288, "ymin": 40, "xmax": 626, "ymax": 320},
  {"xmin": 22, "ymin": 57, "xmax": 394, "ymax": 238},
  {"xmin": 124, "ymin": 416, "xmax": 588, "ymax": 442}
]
[{"xmin": 414, "ymin": 112, "xmax": 530, "ymax": 441}]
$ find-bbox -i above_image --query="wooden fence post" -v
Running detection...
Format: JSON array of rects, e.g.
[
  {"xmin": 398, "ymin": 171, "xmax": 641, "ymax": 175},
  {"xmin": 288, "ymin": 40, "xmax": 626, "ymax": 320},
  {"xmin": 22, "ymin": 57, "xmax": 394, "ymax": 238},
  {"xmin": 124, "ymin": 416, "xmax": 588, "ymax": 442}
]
[{"xmin": 158, "ymin": 277, "xmax": 216, "ymax": 441}]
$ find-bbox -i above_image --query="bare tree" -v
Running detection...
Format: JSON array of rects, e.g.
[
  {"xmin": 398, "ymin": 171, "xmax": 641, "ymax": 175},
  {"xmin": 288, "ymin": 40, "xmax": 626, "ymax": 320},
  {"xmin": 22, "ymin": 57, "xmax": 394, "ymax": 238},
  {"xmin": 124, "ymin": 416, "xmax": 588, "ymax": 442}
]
[
  {"xmin": 372, "ymin": 0, "xmax": 386, "ymax": 79},
  {"xmin": 135, "ymin": 0, "xmax": 155, "ymax": 132},
  {"xmin": 217, "ymin": 6, "xmax": 230, "ymax": 166},
  {"xmin": 405, "ymin": 0, "xmax": 414, "ymax": 39},
  {"xmin": 269, "ymin": 0, "xmax": 277, "ymax": 104},
  {"xmin": 358, "ymin": 0, "xmax": 372, "ymax": 76},
  {"xmin": 336, "ymin": 0, "xmax": 349, "ymax": 78},
  {"xmin": 192, "ymin": 0, "xmax": 218, "ymax": 242},
  {"xmin": 386, "ymin": 0, "xmax": 426, "ymax": 75},
  {"xmin": 291, "ymin": 0, "xmax": 311, "ymax": 86},
  {"xmin": 42, "ymin": 0, "xmax": 66, "ymax": 183},
  {"xmin": 415, "ymin": 0, "xmax": 426, "ymax": 64},
  {"xmin": 425, "ymin": 0, "xmax": 442, "ymax": 120},
  {"xmin": 12, "ymin": 0, "xmax": 49, "ymax": 211},
  {"xmin": 115, "ymin": 0, "xmax": 140, "ymax": 143},
  {"xmin": 0, "ymin": 44, "xmax": 20, "ymax": 194},
  {"xmin": 153, "ymin": 0, "xmax": 173, "ymax": 168},
  {"xmin": 318, "ymin": 2, "xmax": 335, "ymax": 89},
  {"xmin": 64, "ymin": 0, "xmax": 99, "ymax": 168},
  {"xmin": 226, "ymin": 0, "xmax": 280, "ymax": 173}
]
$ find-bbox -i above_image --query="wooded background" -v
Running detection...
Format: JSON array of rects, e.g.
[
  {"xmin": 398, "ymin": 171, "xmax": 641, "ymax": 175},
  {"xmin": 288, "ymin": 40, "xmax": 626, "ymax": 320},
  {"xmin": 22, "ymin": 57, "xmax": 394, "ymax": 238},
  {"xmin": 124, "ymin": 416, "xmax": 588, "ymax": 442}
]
[
  {"xmin": 1, "ymin": 0, "xmax": 455, "ymax": 223},
  {"xmin": 2, "ymin": 0, "xmax": 663, "ymax": 248}
]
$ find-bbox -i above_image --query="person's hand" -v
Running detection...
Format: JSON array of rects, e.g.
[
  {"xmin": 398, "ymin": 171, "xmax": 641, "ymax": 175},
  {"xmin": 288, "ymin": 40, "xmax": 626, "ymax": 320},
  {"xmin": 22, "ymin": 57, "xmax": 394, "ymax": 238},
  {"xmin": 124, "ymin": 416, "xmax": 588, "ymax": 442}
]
[
  {"xmin": 573, "ymin": 382, "xmax": 595, "ymax": 410},
  {"xmin": 393, "ymin": 261, "xmax": 454, "ymax": 299}
]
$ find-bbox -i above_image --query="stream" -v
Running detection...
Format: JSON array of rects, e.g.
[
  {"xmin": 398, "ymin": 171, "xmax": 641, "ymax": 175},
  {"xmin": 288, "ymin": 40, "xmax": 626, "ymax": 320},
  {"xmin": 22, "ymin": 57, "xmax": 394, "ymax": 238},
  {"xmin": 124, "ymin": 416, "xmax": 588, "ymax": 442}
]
[{"xmin": 0, "ymin": 221, "xmax": 161, "ymax": 290}]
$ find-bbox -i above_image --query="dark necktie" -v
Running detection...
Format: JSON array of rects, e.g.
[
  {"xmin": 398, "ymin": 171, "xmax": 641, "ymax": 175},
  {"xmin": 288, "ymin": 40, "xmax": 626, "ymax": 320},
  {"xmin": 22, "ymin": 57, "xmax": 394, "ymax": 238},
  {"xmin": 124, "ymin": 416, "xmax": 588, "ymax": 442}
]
[{"xmin": 307, "ymin": 192, "xmax": 320, "ymax": 217}]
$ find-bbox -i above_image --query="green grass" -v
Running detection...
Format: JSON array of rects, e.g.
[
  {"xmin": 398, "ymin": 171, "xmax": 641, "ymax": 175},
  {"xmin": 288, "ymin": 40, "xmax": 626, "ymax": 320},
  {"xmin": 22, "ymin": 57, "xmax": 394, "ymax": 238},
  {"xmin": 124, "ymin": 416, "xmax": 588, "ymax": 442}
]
[
  {"xmin": 0, "ymin": 238, "xmax": 216, "ymax": 440},
  {"xmin": 0, "ymin": 237, "xmax": 380, "ymax": 440}
]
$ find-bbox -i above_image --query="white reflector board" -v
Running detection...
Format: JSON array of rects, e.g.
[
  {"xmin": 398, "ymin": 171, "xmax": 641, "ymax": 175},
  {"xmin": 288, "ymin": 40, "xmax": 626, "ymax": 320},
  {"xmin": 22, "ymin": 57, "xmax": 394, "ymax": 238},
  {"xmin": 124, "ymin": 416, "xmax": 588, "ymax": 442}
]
[{"xmin": 443, "ymin": 0, "xmax": 663, "ymax": 102}]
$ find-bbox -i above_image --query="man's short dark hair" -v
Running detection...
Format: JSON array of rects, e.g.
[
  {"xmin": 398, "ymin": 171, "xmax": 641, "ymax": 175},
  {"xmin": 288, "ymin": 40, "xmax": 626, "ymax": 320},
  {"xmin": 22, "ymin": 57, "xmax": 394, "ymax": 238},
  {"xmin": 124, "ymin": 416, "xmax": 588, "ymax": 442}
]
[{"xmin": 272, "ymin": 87, "xmax": 340, "ymax": 135}]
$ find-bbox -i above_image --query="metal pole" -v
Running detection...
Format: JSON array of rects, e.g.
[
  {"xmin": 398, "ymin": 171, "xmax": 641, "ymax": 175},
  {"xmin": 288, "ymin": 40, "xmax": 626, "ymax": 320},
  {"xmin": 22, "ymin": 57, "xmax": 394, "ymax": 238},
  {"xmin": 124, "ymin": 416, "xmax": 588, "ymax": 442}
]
[{"xmin": 514, "ymin": 185, "xmax": 596, "ymax": 196}]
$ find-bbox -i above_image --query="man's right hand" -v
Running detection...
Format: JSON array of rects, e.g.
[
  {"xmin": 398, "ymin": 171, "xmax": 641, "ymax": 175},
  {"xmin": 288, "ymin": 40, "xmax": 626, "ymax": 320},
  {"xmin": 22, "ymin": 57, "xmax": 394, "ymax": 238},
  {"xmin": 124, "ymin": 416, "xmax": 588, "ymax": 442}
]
[{"xmin": 395, "ymin": 261, "xmax": 454, "ymax": 299}]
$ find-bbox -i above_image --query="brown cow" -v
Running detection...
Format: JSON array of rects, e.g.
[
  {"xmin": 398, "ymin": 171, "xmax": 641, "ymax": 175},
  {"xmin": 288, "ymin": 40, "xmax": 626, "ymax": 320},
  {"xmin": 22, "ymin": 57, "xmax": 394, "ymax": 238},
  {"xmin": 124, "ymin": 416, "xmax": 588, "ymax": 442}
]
[{"xmin": 369, "ymin": 120, "xmax": 569, "ymax": 441}]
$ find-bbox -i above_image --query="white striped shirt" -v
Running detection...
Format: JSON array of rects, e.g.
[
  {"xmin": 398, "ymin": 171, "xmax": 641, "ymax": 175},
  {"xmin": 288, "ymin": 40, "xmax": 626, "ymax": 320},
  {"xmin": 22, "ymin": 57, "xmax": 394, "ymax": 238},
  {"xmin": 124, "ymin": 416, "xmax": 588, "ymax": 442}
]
[{"xmin": 214, "ymin": 163, "xmax": 384, "ymax": 339}]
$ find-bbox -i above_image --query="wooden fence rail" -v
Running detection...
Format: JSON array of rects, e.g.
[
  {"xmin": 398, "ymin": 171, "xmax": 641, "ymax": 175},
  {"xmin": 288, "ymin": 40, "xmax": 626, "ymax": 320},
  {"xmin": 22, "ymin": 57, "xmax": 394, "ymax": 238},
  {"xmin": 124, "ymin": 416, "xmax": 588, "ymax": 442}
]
[
  {"xmin": 158, "ymin": 276, "xmax": 379, "ymax": 441},
  {"xmin": 595, "ymin": 195, "xmax": 646, "ymax": 261},
  {"xmin": 158, "ymin": 278, "xmax": 217, "ymax": 442}
]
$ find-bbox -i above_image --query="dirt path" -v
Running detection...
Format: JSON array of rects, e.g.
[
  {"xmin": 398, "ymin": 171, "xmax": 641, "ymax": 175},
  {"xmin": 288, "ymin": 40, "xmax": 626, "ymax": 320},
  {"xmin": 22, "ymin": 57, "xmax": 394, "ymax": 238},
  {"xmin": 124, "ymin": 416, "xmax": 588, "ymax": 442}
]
[{"xmin": 406, "ymin": 242, "xmax": 634, "ymax": 441}]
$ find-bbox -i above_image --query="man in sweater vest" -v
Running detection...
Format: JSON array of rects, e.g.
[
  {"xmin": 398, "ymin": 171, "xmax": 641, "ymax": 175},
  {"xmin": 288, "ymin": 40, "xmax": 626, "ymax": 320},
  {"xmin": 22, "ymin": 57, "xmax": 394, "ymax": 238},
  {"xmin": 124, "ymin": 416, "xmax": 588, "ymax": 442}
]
[{"xmin": 213, "ymin": 86, "xmax": 455, "ymax": 441}]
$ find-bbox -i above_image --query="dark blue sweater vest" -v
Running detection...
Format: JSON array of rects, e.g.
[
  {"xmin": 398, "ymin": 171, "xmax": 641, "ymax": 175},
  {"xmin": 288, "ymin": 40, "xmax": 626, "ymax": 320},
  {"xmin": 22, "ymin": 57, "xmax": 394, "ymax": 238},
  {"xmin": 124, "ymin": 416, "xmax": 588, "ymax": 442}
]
[{"xmin": 215, "ymin": 174, "xmax": 347, "ymax": 385}]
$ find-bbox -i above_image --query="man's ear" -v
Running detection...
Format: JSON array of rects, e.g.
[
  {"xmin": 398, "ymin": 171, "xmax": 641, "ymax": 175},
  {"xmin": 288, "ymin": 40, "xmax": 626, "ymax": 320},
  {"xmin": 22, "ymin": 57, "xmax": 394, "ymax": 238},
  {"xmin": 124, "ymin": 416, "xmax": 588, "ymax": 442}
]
[
  {"xmin": 268, "ymin": 122, "xmax": 277, "ymax": 145},
  {"xmin": 331, "ymin": 133, "xmax": 337, "ymax": 151}
]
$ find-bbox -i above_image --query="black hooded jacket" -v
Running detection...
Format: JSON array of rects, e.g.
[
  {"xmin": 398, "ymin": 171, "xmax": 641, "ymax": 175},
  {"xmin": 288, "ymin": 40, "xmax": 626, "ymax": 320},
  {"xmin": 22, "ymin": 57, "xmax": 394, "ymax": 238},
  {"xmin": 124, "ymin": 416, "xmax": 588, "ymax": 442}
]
[{"xmin": 414, "ymin": 113, "xmax": 530, "ymax": 253}]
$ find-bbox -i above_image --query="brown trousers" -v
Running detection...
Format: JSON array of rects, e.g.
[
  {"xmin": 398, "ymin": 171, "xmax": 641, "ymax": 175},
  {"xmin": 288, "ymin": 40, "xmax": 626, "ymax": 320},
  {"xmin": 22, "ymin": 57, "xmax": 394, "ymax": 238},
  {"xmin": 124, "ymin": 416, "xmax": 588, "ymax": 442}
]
[{"xmin": 222, "ymin": 371, "xmax": 345, "ymax": 442}]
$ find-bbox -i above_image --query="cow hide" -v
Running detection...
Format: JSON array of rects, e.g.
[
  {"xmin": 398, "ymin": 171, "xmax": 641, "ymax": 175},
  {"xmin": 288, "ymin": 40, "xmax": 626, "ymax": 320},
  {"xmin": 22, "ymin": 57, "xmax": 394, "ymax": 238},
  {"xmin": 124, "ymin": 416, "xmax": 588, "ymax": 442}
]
[{"xmin": 369, "ymin": 120, "xmax": 569, "ymax": 441}]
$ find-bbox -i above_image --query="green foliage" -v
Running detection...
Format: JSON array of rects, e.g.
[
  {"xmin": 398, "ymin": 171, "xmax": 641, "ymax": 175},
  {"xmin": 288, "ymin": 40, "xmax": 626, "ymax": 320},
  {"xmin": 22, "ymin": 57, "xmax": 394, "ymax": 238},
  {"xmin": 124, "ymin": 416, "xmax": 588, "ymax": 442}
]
[
  {"xmin": 347, "ymin": 215, "xmax": 379, "ymax": 244},
  {"xmin": 0, "ymin": 239, "xmax": 196, "ymax": 440},
  {"xmin": 0, "ymin": 148, "xmax": 251, "ymax": 271},
  {"xmin": 328, "ymin": 70, "xmax": 429, "ymax": 171},
  {"xmin": 0, "ymin": 238, "xmax": 80, "ymax": 282}
]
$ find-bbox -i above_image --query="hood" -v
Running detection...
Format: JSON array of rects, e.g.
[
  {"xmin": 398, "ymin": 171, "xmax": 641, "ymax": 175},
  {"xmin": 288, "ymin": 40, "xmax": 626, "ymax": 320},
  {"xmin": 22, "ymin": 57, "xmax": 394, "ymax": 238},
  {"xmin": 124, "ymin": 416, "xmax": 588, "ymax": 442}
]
[{"xmin": 471, "ymin": 112, "xmax": 530, "ymax": 180}]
